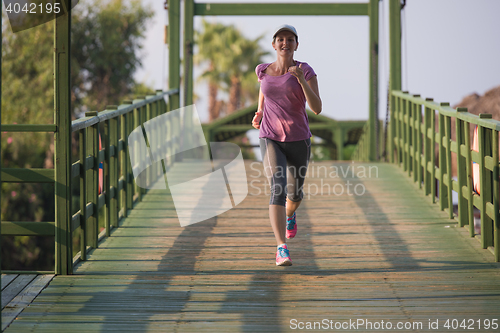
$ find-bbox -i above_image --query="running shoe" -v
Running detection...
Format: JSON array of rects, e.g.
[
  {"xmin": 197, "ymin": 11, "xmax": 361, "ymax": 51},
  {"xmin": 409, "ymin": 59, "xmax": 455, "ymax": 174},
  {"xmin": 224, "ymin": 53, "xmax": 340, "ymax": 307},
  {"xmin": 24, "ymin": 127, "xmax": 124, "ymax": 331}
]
[
  {"xmin": 286, "ymin": 212, "xmax": 297, "ymax": 239},
  {"xmin": 276, "ymin": 244, "xmax": 292, "ymax": 266}
]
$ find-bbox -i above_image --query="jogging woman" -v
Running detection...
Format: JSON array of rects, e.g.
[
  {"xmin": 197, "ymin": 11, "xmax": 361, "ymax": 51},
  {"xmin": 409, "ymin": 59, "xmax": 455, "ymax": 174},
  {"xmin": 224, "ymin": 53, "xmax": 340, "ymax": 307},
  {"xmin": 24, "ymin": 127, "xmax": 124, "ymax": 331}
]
[{"xmin": 252, "ymin": 24, "xmax": 322, "ymax": 266}]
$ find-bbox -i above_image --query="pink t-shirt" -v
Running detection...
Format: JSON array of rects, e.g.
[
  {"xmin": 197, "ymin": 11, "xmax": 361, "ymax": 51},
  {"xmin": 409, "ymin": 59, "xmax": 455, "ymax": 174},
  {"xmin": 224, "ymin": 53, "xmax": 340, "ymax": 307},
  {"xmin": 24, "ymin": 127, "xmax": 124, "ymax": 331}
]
[{"xmin": 256, "ymin": 61, "xmax": 316, "ymax": 142}]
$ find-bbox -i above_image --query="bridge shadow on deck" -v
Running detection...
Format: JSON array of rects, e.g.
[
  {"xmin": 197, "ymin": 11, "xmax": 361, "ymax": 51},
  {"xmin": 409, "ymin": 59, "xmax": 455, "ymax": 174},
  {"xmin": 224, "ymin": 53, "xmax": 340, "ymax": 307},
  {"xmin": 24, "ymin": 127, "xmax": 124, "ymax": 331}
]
[{"xmin": 4, "ymin": 162, "xmax": 500, "ymax": 332}]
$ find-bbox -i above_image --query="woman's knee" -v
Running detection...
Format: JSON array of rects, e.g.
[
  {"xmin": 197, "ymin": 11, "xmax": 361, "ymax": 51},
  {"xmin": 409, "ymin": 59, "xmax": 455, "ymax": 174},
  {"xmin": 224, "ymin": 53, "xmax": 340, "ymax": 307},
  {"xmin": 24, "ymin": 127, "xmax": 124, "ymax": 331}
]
[
  {"xmin": 269, "ymin": 183, "xmax": 287, "ymax": 206},
  {"xmin": 287, "ymin": 191, "xmax": 303, "ymax": 202}
]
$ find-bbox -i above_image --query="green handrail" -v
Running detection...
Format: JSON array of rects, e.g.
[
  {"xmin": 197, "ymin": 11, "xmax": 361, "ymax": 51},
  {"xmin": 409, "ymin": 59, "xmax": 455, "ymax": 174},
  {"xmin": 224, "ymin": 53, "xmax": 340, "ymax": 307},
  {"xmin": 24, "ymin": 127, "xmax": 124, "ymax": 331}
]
[
  {"xmin": 70, "ymin": 89, "xmax": 179, "ymax": 269},
  {"xmin": 387, "ymin": 90, "xmax": 500, "ymax": 261},
  {"xmin": 1, "ymin": 89, "xmax": 179, "ymax": 275}
]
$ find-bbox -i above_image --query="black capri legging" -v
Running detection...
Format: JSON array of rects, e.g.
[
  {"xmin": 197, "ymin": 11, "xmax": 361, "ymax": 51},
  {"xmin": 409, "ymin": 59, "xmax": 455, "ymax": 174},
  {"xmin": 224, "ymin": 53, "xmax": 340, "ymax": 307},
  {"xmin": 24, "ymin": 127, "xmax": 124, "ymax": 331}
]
[{"xmin": 259, "ymin": 137, "xmax": 311, "ymax": 207}]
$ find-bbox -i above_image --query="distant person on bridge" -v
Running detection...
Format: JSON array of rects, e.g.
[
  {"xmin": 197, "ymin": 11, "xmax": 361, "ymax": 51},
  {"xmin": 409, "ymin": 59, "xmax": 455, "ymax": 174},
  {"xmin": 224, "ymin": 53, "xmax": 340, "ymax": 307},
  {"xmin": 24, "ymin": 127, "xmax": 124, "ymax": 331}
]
[{"xmin": 252, "ymin": 24, "xmax": 322, "ymax": 266}]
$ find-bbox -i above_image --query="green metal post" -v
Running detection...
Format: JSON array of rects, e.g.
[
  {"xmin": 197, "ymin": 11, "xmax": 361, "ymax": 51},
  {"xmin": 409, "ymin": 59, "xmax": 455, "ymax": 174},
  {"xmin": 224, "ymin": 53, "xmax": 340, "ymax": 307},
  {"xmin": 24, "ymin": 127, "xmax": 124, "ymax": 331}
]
[
  {"xmin": 431, "ymin": 104, "xmax": 436, "ymax": 203},
  {"xmin": 378, "ymin": 119, "xmax": 387, "ymax": 157},
  {"xmin": 456, "ymin": 108, "xmax": 468, "ymax": 227},
  {"xmin": 110, "ymin": 116, "xmax": 118, "ymax": 228},
  {"xmin": 464, "ymin": 121, "xmax": 474, "ymax": 236},
  {"xmin": 133, "ymin": 106, "xmax": 142, "ymax": 201},
  {"xmin": 120, "ymin": 101, "xmax": 132, "ymax": 218},
  {"xmin": 369, "ymin": 0, "xmax": 379, "ymax": 161},
  {"xmin": 168, "ymin": 0, "xmax": 180, "ymax": 111},
  {"xmin": 54, "ymin": 6, "xmax": 73, "ymax": 275},
  {"xmin": 85, "ymin": 123, "xmax": 94, "ymax": 248},
  {"xmin": 404, "ymin": 98, "xmax": 409, "ymax": 173},
  {"xmin": 85, "ymin": 112, "xmax": 99, "ymax": 249},
  {"xmin": 120, "ymin": 113, "xmax": 127, "ymax": 218},
  {"xmin": 411, "ymin": 100, "xmax": 417, "ymax": 182},
  {"xmin": 335, "ymin": 127, "xmax": 344, "ymax": 161},
  {"xmin": 142, "ymin": 105, "xmax": 148, "ymax": 192},
  {"xmin": 93, "ymin": 120, "xmax": 99, "ymax": 245},
  {"xmin": 127, "ymin": 111, "xmax": 134, "ymax": 208},
  {"xmin": 389, "ymin": 94, "xmax": 395, "ymax": 163},
  {"xmin": 389, "ymin": 0, "xmax": 402, "ymax": 92},
  {"xmin": 424, "ymin": 99, "xmax": 433, "ymax": 196},
  {"xmin": 438, "ymin": 112, "xmax": 446, "ymax": 211},
  {"xmin": 389, "ymin": 0, "xmax": 402, "ymax": 164},
  {"xmin": 104, "ymin": 118, "xmax": 111, "ymax": 237},
  {"xmin": 79, "ymin": 130, "xmax": 87, "ymax": 260},
  {"xmin": 184, "ymin": 0, "xmax": 194, "ymax": 106},
  {"xmin": 478, "ymin": 117, "xmax": 493, "ymax": 248},
  {"xmin": 444, "ymin": 113, "xmax": 453, "ymax": 219},
  {"xmin": 1, "ymin": 3, "xmax": 3, "ymax": 318},
  {"xmin": 153, "ymin": 97, "xmax": 160, "ymax": 179},
  {"xmin": 492, "ymin": 129, "xmax": 499, "ymax": 261},
  {"xmin": 416, "ymin": 101, "xmax": 422, "ymax": 187},
  {"xmin": 395, "ymin": 96, "xmax": 401, "ymax": 165},
  {"xmin": 146, "ymin": 103, "xmax": 153, "ymax": 187}
]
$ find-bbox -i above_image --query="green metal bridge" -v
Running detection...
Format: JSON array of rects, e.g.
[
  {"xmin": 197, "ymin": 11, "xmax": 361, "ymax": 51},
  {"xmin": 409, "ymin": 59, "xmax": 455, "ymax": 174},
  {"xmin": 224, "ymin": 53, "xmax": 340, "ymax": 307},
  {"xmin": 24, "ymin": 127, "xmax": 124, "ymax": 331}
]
[{"xmin": 1, "ymin": 1, "xmax": 500, "ymax": 332}]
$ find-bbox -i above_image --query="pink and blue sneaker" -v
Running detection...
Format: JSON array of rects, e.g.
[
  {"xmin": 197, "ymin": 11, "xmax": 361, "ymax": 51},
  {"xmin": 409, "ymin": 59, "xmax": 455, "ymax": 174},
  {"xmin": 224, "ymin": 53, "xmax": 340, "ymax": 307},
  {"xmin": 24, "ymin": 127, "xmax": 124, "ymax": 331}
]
[
  {"xmin": 276, "ymin": 244, "xmax": 292, "ymax": 266},
  {"xmin": 286, "ymin": 212, "xmax": 297, "ymax": 239}
]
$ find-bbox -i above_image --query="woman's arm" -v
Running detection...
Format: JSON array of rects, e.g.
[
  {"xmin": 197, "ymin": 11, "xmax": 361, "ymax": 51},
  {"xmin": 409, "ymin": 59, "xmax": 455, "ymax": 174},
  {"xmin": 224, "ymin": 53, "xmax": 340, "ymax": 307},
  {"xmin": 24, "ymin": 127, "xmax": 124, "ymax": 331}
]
[
  {"xmin": 289, "ymin": 64, "xmax": 322, "ymax": 115},
  {"xmin": 302, "ymin": 76, "xmax": 322, "ymax": 115},
  {"xmin": 258, "ymin": 87, "xmax": 264, "ymax": 112},
  {"xmin": 252, "ymin": 86, "xmax": 265, "ymax": 129}
]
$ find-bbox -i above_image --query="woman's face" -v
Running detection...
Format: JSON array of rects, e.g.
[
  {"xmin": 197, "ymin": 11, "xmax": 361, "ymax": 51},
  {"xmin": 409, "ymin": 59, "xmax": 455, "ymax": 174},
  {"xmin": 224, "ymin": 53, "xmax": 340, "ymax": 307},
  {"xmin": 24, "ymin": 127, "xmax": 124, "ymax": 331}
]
[{"xmin": 273, "ymin": 31, "xmax": 298, "ymax": 56}]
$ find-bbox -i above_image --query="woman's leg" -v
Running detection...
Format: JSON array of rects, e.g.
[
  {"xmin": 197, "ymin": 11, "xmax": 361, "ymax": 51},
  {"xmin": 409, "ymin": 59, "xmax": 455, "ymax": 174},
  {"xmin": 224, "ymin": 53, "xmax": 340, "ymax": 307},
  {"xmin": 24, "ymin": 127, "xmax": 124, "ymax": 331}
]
[
  {"xmin": 285, "ymin": 138, "xmax": 311, "ymax": 216},
  {"xmin": 286, "ymin": 198, "xmax": 301, "ymax": 217},
  {"xmin": 260, "ymin": 138, "xmax": 288, "ymax": 245},
  {"xmin": 269, "ymin": 205, "xmax": 287, "ymax": 245}
]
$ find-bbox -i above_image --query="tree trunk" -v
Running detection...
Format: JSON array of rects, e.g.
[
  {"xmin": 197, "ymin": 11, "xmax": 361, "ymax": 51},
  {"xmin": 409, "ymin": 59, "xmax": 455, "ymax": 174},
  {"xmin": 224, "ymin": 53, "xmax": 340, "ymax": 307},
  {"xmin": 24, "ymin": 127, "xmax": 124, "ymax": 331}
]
[
  {"xmin": 208, "ymin": 81, "xmax": 219, "ymax": 121},
  {"xmin": 208, "ymin": 62, "xmax": 220, "ymax": 122},
  {"xmin": 228, "ymin": 75, "xmax": 241, "ymax": 113}
]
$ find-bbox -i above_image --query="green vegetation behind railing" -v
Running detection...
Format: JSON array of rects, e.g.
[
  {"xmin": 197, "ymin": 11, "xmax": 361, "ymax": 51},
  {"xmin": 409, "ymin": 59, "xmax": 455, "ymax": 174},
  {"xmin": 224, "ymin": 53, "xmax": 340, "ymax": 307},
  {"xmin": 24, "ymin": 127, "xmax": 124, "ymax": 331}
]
[
  {"xmin": 1, "ymin": 89, "xmax": 179, "ymax": 275},
  {"xmin": 385, "ymin": 90, "xmax": 499, "ymax": 261}
]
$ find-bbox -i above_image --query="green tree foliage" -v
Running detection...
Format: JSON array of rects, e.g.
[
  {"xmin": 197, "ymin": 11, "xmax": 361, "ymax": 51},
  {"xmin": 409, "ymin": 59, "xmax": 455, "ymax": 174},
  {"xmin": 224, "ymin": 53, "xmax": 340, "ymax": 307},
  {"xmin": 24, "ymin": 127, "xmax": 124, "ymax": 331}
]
[
  {"xmin": 1, "ymin": 16, "xmax": 54, "ymax": 167},
  {"xmin": 72, "ymin": 0, "xmax": 154, "ymax": 114},
  {"xmin": 1, "ymin": 19, "xmax": 58, "ymax": 270},
  {"xmin": 1, "ymin": 0, "xmax": 154, "ymax": 270}
]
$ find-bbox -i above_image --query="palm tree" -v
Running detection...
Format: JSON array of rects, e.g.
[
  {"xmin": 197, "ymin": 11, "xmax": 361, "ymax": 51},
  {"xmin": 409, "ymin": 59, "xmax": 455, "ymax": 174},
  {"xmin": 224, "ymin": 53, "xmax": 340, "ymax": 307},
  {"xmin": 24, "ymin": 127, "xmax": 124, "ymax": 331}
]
[
  {"xmin": 195, "ymin": 21, "xmax": 269, "ymax": 119},
  {"xmin": 195, "ymin": 20, "xmax": 227, "ymax": 121},
  {"xmin": 238, "ymin": 37, "xmax": 269, "ymax": 109},
  {"xmin": 218, "ymin": 26, "xmax": 268, "ymax": 113}
]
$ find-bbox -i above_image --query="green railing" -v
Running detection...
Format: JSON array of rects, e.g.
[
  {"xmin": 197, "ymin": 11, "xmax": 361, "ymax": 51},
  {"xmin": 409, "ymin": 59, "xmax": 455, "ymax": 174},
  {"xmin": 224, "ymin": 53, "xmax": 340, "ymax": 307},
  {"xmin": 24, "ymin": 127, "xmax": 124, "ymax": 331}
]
[
  {"xmin": 351, "ymin": 119, "xmax": 384, "ymax": 161},
  {"xmin": 383, "ymin": 90, "xmax": 499, "ymax": 261},
  {"xmin": 351, "ymin": 122, "xmax": 370, "ymax": 161},
  {"xmin": 70, "ymin": 89, "xmax": 179, "ymax": 268},
  {"xmin": 1, "ymin": 89, "xmax": 179, "ymax": 275}
]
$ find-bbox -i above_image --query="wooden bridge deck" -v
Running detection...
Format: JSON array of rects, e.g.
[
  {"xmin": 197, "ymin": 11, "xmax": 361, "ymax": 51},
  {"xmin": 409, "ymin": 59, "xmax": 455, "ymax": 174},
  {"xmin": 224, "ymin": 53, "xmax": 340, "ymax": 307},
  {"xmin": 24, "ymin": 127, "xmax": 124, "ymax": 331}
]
[{"xmin": 3, "ymin": 161, "xmax": 500, "ymax": 332}]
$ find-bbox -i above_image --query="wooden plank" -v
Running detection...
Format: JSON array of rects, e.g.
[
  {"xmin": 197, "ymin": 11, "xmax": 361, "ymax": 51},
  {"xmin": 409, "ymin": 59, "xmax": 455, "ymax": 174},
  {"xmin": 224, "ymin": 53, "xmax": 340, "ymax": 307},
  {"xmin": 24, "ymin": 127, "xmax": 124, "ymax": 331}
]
[
  {"xmin": 1, "ymin": 275, "xmax": 18, "ymax": 291},
  {"xmin": 0, "ymin": 124, "xmax": 57, "ymax": 132},
  {"xmin": 1, "ymin": 222, "xmax": 55, "ymax": 236},
  {"xmin": 5, "ymin": 162, "xmax": 500, "ymax": 332},
  {"xmin": 71, "ymin": 161, "xmax": 80, "ymax": 179},
  {"xmin": 1, "ymin": 275, "xmax": 54, "ymax": 331},
  {"xmin": 1, "ymin": 168, "xmax": 54, "ymax": 183},
  {"xmin": 1, "ymin": 275, "xmax": 36, "ymax": 310}
]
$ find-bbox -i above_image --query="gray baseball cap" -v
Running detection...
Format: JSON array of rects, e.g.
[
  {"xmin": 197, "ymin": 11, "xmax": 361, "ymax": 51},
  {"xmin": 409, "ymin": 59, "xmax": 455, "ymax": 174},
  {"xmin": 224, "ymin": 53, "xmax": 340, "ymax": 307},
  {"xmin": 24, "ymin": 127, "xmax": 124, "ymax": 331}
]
[{"xmin": 273, "ymin": 24, "xmax": 298, "ymax": 40}]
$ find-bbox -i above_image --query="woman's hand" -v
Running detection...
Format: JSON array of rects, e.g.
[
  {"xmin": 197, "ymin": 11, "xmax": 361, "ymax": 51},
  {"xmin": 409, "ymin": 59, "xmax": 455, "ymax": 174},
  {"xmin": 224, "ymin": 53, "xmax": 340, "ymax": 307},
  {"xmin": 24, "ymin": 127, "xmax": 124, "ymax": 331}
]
[
  {"xmin": 288, "ymin": 63, "xmax": 306, "ymax": 84},
  {"xmin": 252, "ymin": 110, "xmax": 263, "ymax": 129}
]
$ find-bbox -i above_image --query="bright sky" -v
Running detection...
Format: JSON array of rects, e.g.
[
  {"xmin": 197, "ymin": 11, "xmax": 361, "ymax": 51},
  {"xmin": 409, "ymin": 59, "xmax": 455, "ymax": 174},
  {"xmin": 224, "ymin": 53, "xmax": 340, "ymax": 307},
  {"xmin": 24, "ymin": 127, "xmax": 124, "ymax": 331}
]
[{"xmin": 136, "ymin": 0, "xmax": 500, "ymax": 125}]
